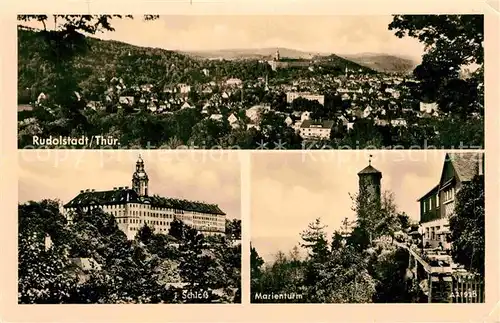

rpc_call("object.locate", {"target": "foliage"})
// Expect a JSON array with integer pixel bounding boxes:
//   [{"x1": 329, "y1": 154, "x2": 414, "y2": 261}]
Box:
[
  {"x1": 389, "y1": 15, "x2": 483, "y2": 118},
  {"x1": 18, "y1": 200, "x2": 241, "y2": 303},
  {"x1": 225, "y1": 219, "x2": 242, "y2": 240},
  {"x1": 449, "y1": 174, "x2": 485, "y2": 275},
  {"x1": 251, "y1": 188, "x2": 419, "y2": 303}
]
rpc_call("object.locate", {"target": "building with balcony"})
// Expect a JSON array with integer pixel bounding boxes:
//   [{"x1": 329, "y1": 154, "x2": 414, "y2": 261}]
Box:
[
  {"x1": 418, "y1": 153, "x2": 484, "y2": 249},
  {"x1": 63, "y1": 156, "x2": 227, "y2": 240}
]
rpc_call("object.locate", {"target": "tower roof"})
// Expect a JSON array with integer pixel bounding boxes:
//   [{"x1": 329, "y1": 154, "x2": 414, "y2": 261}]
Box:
[{"x1": 357, "y1": 165, "x2": 382, "y2": 175}]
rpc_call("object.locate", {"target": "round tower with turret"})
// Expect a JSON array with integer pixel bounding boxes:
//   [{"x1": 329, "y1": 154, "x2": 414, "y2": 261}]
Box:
[{"x1": 357, "y1": 156, "x2": 382, "y2": 205}]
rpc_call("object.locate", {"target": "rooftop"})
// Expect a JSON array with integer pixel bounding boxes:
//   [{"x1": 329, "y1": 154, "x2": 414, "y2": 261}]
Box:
[
  {"x1": 357, "y1": 165, "x2": 382, "y2": 175},
  {"x1": 64, "y1": 188, "x2": 226, "y2": 215}
]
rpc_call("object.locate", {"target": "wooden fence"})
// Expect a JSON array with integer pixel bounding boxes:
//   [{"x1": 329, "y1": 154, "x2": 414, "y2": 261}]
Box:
[{"x1": 451, "y1": 272, "x2": 484, "y2": 303}]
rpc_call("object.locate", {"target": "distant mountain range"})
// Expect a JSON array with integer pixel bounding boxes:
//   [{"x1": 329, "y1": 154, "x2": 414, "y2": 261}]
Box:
[
  {"x1": 339, "y1": 53, "x2": 418, "y2": 74},
  {"x1": 181, "y1": 48, "x2": 418, "y2": 74}
]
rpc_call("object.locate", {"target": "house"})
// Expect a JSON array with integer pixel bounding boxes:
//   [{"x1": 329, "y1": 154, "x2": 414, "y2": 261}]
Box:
[
  {"x1": 181, "y1": 102, "x2": 192, "y2": 110},
  {"x1": 363, "y1": 106, "x2": 373, "y2": 118},
  {"x1": 337, "y1": 115, "x2": 349, "y2": 126},
  {"x1": 202, "y1": 68, "x2": 210, "y2": 76},
  {"x1": 210, "y1": 114, "x2": 223, "y2": 121},
  {"x1": 299, "y1": 120, "x2": 335, "y2": 140},
  {"x1": 374, "y1": 119, "x2": 389, "y2": 126},
  {"x1": 300, "y1": 111, "x2": 311, "y2": 122},
  {"x1": 178, "y1": 84, "x2": 191, "y2": 94},
  {"x1": 418, "y1": 153, "x2": 484, "y2": 249},
  {"x1": 119, "y1": 96, "x2": 135, "y2": 106},
  {"x1": 225, "y1": 78, "x2": 243, "y2": 87},
  {"x1": 420, "y1": 102, "x2": 439, "y2": 114},
  {"x1": 246, "y1": 105, "x2": 270, "y2": 123},
  {"x1": 228, "y1": 113, "x2": 238, "y2": 126},
  {"x1": 202, "y1": 103, "x2": 210, "y2": 114},
  {"x1": 36, "y1": 92, "x2": 47, "y2": 105},
  {"x1": 86, "y1": 101, "x2": 104, "y2": 111},
  {"x1": 391, "y1": 118, "x2": 407, "y2": 127},
  {"x1": 148, "y1": 101, "x2": 158, "y2": 112},
  {"x1": 286, "y1": 92, "x2": 325, "y2": 105},
  {"x1": 284, "y1": 116, "x2": 293, "y2": 126},
  {"x1": 247, "y1": 123, "x2": 260, "y2": 131},
  {"x1": 341, "y1": 93, "x2": 351, "y2": 100}
]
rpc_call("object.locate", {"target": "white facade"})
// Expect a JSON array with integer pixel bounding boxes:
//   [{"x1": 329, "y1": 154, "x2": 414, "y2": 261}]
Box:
[
  {"x1": 64, "y1": 157, "x2": 226, "y2": 240},
  {"x1": 286, "y1": 92, "x2": 325, "y2": 105},
  {"x1": 299, "y1": 126, "x2": 331, "y2": 139},
  {"x1": 65, "y1": 201, "x2": 226, "y2": 240}
]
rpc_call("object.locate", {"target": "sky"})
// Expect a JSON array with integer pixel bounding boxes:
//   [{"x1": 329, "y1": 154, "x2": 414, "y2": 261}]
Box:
[
  {"x1": 251, "y1": 150, "x2": 447, "y2": 263},
  {"x1": 19, "y1": 15, "x2": 425, "y2": 61},
  {"x1": 18, "y1": 150, "x2": 241, "y2": 220}
]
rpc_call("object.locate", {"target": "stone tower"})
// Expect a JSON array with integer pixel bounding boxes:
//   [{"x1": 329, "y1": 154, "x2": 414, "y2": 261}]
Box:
[
  {"x1": 132, "y1": 155, "x2": 149, "y2": 196},
  {"x1": 357, "y1": 155, "x2": 382, "y2": 206},
  {"x1": 274, "y1": 49, "x2": 280, "y2": 61}
]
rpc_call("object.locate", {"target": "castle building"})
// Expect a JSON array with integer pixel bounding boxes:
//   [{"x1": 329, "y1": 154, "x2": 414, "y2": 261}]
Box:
[
  {"x1": 418, "y1": 152, "x2": 484, "y2": 249},
  {"x1": 64, "y1": 156, "x2": 227, "y2": 240},
  {"x1": 357, "y1": 156, "x2": 382, "y2": 206}
]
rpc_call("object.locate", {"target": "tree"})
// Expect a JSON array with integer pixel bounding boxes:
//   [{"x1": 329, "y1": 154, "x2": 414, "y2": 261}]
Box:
[
  {"x1": 225, "y1": 219, "x2": 241, "y2": 240},
  {"x1": 17, "y1": 15, "x2": 159, "y2": 142},
  {"x1": 389, "y1": 15, "x2": 483, "y2": 117},
  {"x1": 300, "y1": 218, "x2": 329, "y2": 263},
  {"x1": 18, "y1": 200, "x2": 78, "y2": 304},
  {"x1": 449, "y1": 174, "x2": 485, "y2": 275},
  {"x1": 397, "y1": 213, "x2": 411, "y2": 231},
  {"x1": 168, "y1": 219, "x2": 186, "y2": 241}
]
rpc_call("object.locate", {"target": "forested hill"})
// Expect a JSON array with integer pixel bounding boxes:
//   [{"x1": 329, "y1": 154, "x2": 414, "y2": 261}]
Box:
[
  {"x1": 18, "y1": 28, "x2": 374, "y2": 102},
  {"x1": 18, "y1": 28, "x2": 202, "y2": 99},
  {"x1": 18, "y1": 28, "x2": 271, "y2": 100}
]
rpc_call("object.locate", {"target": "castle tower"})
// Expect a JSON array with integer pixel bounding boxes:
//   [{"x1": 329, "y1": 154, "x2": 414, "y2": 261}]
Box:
[
  {"x1": 357, "y1": 155, "x2": 382, "y2": 206},
  {"x1": 132, "y1": 154, "x2": 149, "y2": 196}
]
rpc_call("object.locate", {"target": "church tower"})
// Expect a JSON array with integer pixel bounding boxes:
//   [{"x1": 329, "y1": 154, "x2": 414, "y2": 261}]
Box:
[
  {"x1": 274, "y1": 49, "x2": 280, "y2": 61},
  {"x1": 132, "y1": 155, "x2": 149, "y2": 196},
  {"x1": 357, "y1": 155, "x2": 382, "y2": 206}
]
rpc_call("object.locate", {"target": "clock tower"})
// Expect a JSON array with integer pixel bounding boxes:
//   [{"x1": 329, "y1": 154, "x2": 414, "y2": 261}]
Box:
[{"x1": 132, "y1": 155, "x2": 149, "y2": 196}]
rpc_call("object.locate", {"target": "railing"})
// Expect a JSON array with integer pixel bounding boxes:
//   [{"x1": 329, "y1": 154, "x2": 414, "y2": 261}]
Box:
[
  {"x1": 451, "y1": 272, "x2": 485, "y2": 303},
  {"x1": 394, "y1": 241, "x2": 452, "y2": 274}
]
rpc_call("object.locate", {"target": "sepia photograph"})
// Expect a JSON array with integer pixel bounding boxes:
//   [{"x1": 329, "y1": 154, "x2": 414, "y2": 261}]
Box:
[
  {"x1": 250, "y1": 151, "x2": 485, "y2": 303},
  {"x1": 17, "y1": 14, "x2": 483, "y2": 150},
  {"x1": 18, "y1": 150, "x2": 241, "y2": 303}
]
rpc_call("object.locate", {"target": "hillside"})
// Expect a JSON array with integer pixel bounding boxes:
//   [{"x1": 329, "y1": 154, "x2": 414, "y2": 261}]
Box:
[
  {"x1": 17, "y1": 28, "x2": 205, "y2": 100},
  {"x1": 181, "y1": 47, "x2": 322, "y2": 60},
  {"x1": 339, "y1": 53, "x2": 417, "y2": 74}
]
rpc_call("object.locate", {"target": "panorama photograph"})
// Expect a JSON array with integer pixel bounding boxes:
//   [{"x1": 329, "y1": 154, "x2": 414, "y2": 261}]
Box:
[{"x1": 17, "y1": 15, "x2": 483, "y2": 149}]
